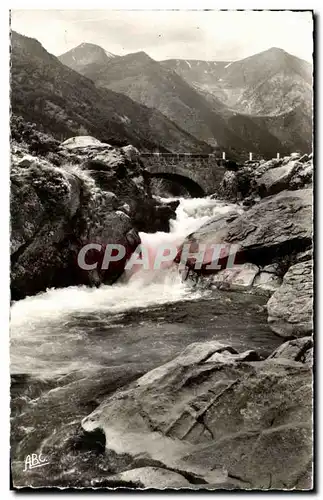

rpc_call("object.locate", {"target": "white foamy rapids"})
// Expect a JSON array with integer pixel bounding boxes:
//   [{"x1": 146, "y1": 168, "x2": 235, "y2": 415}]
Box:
[
  {"x1": 165, "y1": 196, "x2": 241, "y2": 238},
  {"x1": 10, "y1": 196, "x2": 240, "y2": 329},
  {"x1": 10, "y1": 270, "x2": 199, "y2": 328}
]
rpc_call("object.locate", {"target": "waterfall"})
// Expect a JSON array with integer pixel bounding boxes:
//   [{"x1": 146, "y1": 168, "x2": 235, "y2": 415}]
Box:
[{"x1": 10, "y1": 196, "x2": 239, "y2": 328}]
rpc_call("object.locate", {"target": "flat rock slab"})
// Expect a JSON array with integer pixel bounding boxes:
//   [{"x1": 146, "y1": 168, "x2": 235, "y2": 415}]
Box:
[{"x1": 99, "y1": 466, "x2": 191, "y2": 489}]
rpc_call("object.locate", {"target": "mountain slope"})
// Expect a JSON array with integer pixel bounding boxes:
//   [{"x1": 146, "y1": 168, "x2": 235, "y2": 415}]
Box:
[
  {"x1": 253, "y1": 105, "x2": 313, "y2": 153},
  {"x1": 60, "y1": 47, "x2": 295, "y2": 157},
  {"x1": 10, "y1": 31, "x2": 210, "y2": 152},
  {"x1": 162, "y1": 48, "x2": 312, "y2": 116}
]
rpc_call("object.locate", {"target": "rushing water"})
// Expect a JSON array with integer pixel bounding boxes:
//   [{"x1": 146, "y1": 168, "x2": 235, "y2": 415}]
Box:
[
  {"x1": 10, "y1": 197, "x2": 241, "y2": 375},
  {"x1": 10, "y1": 196, "x2": 283, "y2": 488}
]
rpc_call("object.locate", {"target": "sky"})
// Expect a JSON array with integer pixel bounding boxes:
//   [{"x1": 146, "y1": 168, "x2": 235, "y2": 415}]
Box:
[{"x1": 10, "y1": 9, "x2": 313, "y2": 62}]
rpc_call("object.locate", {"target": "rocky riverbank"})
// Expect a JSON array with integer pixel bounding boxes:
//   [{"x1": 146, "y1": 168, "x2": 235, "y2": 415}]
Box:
[{"x1": 178, "y1": 153, "x2": 313, "y2": 339}]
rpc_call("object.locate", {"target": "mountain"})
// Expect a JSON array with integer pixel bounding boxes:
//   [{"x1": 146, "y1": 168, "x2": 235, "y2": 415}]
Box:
[
  {"x1": 162, "y1": 48, "x2": 312, "y2": 152},
  {"x1": 59, "y1": 46, "x2": 297, "y2": 157},
  {"x1": 58, "y1": 42, "x2": 116, "y2": 75},
  {"x1": 162, "y1": 48, "x2": 313, "y2": 116},
  {"x1": 62, "y1": 49, "x2": 234, "y2": 148},
  {"x1": 10, "y1": 31, "x2": 210, "y2": 152}
]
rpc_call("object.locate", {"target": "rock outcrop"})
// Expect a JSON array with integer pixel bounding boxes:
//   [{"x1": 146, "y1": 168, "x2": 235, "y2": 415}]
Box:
[
  {"x1": 10, "y1": 134, "x2": 176, "y2": 299},
  {"x1": 10, "y1": 154, "x2": 136, "y2": 299},
  {"x1": 267, "y1": 261, "x2": 313, "y2": 338},
  {"x1": 218, "y1": 155, "x2": 313, "y2": 202},
  {"x1": 81, "y1": 339, "x2": 313, "y2": 490}
]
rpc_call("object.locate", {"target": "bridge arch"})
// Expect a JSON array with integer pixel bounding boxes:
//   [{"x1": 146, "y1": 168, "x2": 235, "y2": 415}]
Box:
[
  {"x1": 145, "y1": 164, "x2": 208, "y2": 197},
  {"x1": 148, "y1": 171, "x2": 205, "y2": 197}
]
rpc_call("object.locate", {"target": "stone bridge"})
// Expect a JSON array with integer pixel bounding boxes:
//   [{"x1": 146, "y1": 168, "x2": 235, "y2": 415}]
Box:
[{"x1": 140, "y1": 153, "x2": 227, "y2": 197}]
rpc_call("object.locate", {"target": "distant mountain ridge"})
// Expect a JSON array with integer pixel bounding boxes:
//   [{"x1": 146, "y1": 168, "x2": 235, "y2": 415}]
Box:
[
  {"x1": 162, "y1": 48, "x2": 312, "y2": 116},
  {"x1": 12, "y1": 30, "x2": 312, "y2": 156},
  {"x1": 59, "y1": 46, "x2": 307, "y2": 157},
  {"x1": 11, "y1": 31, "x2": 211, "y2": 153}
]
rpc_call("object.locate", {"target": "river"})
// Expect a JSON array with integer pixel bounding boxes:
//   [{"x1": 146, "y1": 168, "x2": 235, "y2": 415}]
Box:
[{"x1": 10, "y1": 195, "x2": 283, "y2": 488}]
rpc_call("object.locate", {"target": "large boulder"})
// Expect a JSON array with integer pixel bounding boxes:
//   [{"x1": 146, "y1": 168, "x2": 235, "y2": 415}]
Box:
[
  {"x1": 256, "y1": 159, "x2": 313, "y2": 197},
  {"x1": 179, "y1": 189, "x2": 312, "y2": 273},
  {"x1": 10, "y1": 155, "x2": 140, "y2": 299},
  {"x1": 267, "y1": 260, "x2": 313, "y2": 338},
  {"x1": 10, "y1": 160, "x2": 79, "y2": 255},
  {"x1": 82, "y1": 340, "x2": 312, "y2": 490},
  {"x1": 225, "y1": 189, "x2": 312, "y2": 262}
]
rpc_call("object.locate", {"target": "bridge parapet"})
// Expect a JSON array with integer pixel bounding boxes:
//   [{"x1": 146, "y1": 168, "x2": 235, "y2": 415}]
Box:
[
  {"x1": 140, "y1": 152, "x2": 226, "y2": 196},
  {"x1": 140, "y1": 152, "x2": 220, "y2": 159}
]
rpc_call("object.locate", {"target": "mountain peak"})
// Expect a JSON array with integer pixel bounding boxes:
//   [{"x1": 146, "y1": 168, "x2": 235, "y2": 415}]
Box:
[
  {"x1": 74, "y1": 42, "x2": 116, "y2": 59},
  {"x1": 122, "y1": 51, "x2": 155, "y2": 64},
  {"x1": 262, "y1": 47, "x2": 290, "y2": 59},
  {"x1": 58, "y1": 42, "x2": 115, "y2": 72},
  {"x1": 267, "y1": 47, "x2": 287, "y2": 53}
]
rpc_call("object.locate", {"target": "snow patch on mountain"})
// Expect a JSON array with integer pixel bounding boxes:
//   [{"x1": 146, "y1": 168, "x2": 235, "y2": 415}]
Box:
[{"x1": 104, "y1": 50, "x2": 116, "y2": 59}]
